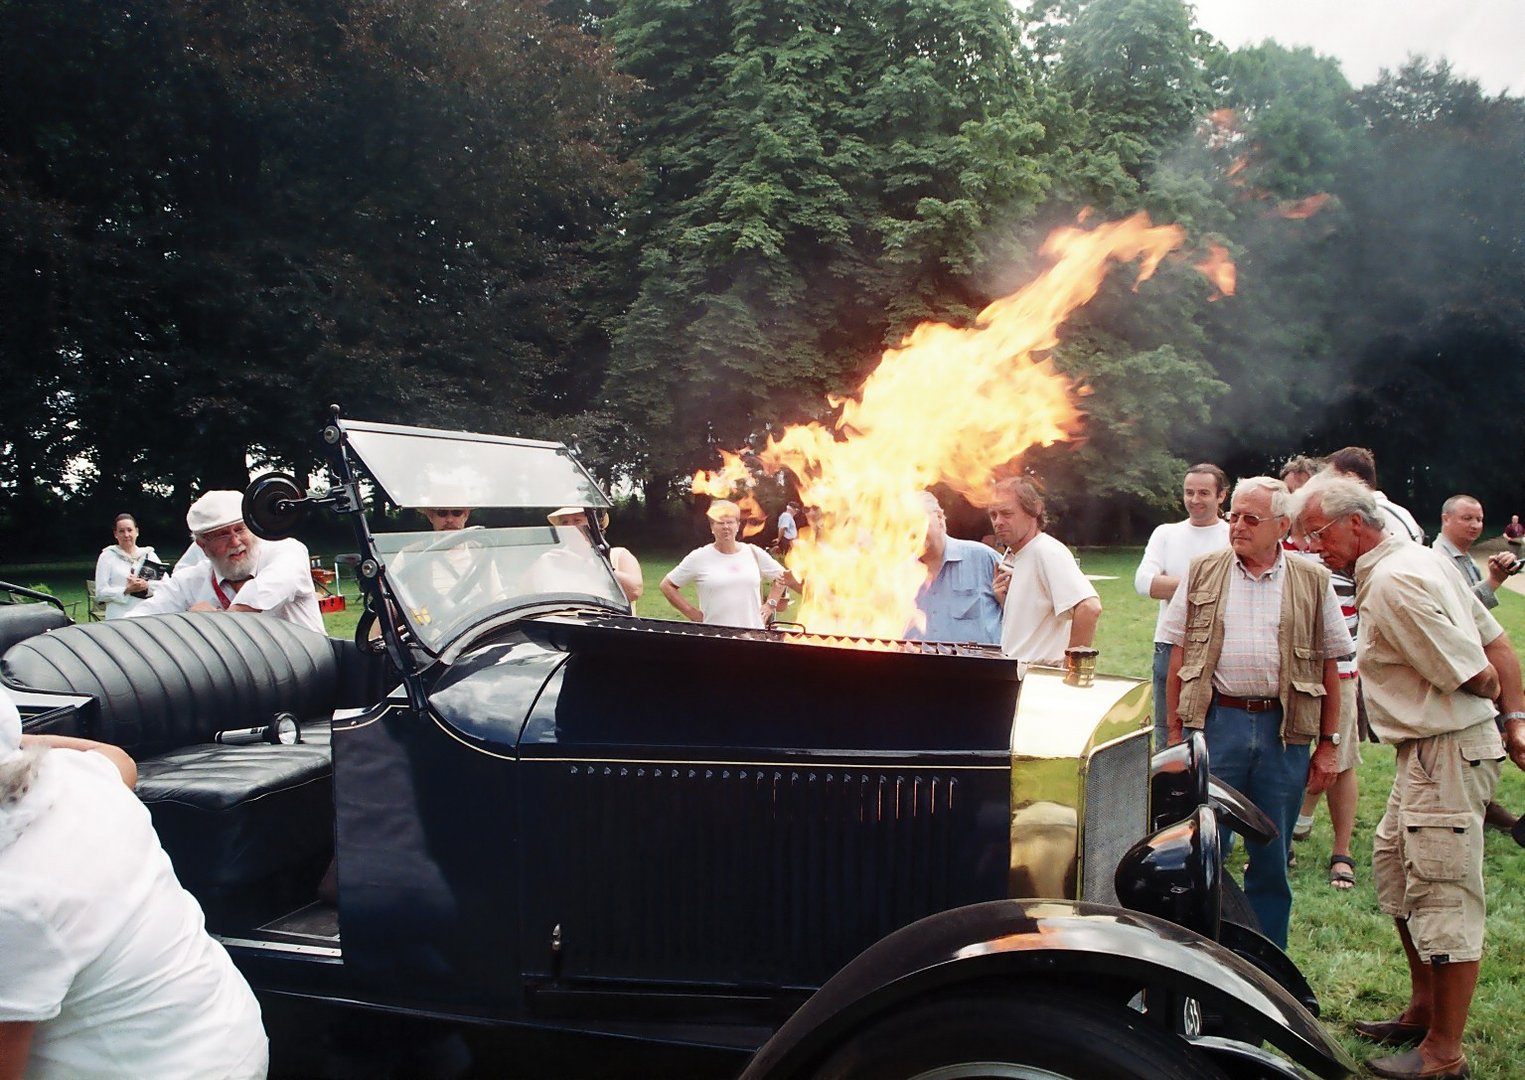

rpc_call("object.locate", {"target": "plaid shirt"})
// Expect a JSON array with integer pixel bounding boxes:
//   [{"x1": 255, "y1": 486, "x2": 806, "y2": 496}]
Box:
[{"x1": 1161, "y1": 549, "x2": 1352, "y2": 698}]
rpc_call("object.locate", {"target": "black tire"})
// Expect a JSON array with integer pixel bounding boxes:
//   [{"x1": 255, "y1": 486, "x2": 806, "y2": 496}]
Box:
[
  {"x1": 811, "y1": 993, "x2": 1228, "y2": 1080},
  {"x1": 1221, "y1": 872, "x2": 1263, "y2": 934}
]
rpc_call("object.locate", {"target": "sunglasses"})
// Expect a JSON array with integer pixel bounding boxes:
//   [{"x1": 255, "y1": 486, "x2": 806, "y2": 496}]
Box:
[
  {"x1": 1225, "y1": 511, "x2": 1280, "y2": 527},
  {"x1": 429, "y1": 509, "x2": 469, "y2": 518}
]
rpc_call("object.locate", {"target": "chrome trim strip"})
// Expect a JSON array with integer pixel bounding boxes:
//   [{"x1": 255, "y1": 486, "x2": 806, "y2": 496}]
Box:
[{"x1": 215, "y1": 936, "x2": 343, "y2": 962}]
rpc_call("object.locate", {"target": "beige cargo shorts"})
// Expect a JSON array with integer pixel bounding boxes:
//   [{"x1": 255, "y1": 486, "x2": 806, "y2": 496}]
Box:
[
  {"x1": 1372, "y1": 718, "x2": 1503, "y2": 963},
  {"x1": 1335, "y1": 677, "x2": 1362, "y2": 772}
]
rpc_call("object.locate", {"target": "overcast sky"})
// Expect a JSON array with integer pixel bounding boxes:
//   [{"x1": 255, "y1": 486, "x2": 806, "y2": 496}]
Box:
[{"x1": 1190, "y1": 0, "x2": 1524, "y2": 96}]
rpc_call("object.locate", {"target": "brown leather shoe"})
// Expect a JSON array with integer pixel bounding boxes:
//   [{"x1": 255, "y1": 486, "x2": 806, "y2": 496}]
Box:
[
  {"x1": 1366, "y1": 1048, "x2": 1469, "y2": 1079},
  {"x1": 1353, "y1": 1017, "x2": 1428, "y2": 1046}
]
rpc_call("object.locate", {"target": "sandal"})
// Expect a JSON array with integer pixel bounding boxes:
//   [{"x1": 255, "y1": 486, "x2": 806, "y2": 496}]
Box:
[{"x1": 1329, "y1": 854, "x2": 1356, "y2": 890}]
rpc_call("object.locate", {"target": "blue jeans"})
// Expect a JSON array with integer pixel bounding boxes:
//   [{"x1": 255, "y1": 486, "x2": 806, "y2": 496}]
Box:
[
  {"x1": 1152, "y1": 642, "x2": 1173, "y2": 748},
  {"x1": 1203, "y1": 703, "x2": 1309, "y2": 950}
]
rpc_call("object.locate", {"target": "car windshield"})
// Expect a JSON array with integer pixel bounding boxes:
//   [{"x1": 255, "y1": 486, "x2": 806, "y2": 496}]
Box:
[
  {"x1": 342, "y1": 419, "x2": 609, "y2": 511},
  {"x1": 337, "y1": 419, "x2": 626, "y2": 653},
  {"x1": 374, "y1": 525, "x2": 626, "y2": 652}
]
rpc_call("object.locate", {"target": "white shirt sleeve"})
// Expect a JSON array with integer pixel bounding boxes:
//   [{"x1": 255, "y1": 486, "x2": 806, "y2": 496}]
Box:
[
  {"x1": 124, "y1": 566, "x2": 198, "y2": 617},
  {"x1": 1134, "y1": 525, "x2": 1167, "y2": 598},
  {"x1": 233, "y1": 541, "x2": 315, "y2": 613},
  {"x1": 94, "y1": 549, "x2": 128, "y2": 606},
  {"x1": 664, "y1": 548, "x2": 703, "y2": 589},
  {"x1": 1158, "y1": 578, "x2": 1189, "y2": 647},
  {"x1": 1039, "y1": 539, "x2": 1098, "y2": 616}
]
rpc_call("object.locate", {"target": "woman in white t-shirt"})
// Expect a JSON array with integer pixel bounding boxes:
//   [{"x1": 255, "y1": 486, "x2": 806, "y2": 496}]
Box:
[
  {"x1": 0, "y1": 691, "x2": 268, "y2": 1079},
  {"x1": 661, "y1": 500, "x2": 801, "y2": 629},
  {"x1": 92, "y1": 513, "x2": 163, "y2": 619}
]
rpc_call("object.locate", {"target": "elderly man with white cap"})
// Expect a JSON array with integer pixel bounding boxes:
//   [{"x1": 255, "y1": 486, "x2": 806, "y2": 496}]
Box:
[
  {"x1": 126, "y1": 489, "x2": 324, "y2": 634},
  {"x1": 0, "y1": 689, "x2": 269, "y2": 1078}
]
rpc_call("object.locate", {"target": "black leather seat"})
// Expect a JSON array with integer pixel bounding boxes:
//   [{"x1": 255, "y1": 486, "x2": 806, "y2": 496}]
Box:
[
  {"x1": 0, "y1": 600, "x2": 71, "y2": 656},
  {"x1": 1, "y1": 613, "x2": 369, "y2": 891}
]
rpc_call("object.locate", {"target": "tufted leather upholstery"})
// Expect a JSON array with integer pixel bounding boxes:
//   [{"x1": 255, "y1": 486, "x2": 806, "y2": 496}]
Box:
[
  {"x1": 0, "y1": 601, "x2": 72, "y2": 658},
  {"x1": 1, "y1": 612, "x2": 363, "y2": 892},
  {"x1": 1, "y1": 612, "x2": 339, "y2": 755}
]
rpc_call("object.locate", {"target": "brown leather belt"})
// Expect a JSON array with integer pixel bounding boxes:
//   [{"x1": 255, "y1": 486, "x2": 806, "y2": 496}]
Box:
[{"x1": 1214, "y1": 693, "x2": 1281, "y2": 712}]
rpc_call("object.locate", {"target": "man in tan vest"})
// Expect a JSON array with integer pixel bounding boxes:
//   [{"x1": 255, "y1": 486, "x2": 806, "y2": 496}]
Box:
[
  {"x1": 1294, "y1": 474, "x2": 1525, "y2": 1080},
  {"x1": 1161, "y1": 476, "x2": 1350, "y2": 950}
]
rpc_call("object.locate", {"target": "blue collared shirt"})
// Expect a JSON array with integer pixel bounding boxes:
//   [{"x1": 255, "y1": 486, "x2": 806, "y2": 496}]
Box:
[{"x1": 907, "y1": 537, "x2": 1003, "y2": 644}]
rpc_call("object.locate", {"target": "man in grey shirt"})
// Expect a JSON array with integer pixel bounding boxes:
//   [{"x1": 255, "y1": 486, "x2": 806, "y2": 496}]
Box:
[{"x1": 1433, "y1": 494, "x2": 1520, "y2": 610}]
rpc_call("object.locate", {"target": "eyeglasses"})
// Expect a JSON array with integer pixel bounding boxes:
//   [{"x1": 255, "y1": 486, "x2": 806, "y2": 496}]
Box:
[
  {"x1": 1225, "y1": 511, "x2": 1279, "y2": 527},
  {"x1": 1300, "y1": 519, "x2": 1339, "y2": 545},
  {"x1": 199, "y1": 521, "x2": 250, "y2": 542}
]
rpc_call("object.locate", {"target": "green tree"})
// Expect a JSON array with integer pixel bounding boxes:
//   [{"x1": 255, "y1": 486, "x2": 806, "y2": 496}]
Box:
[
  {"x1": 0, "y1": 0, "x2": 634, "y2": 553},
  {"x1": 1309, "y1": 60, "x2": 1525, "y2": 515},
  {"x1": 601, "y1": 0, "x2": 1050, "y2": 502}
]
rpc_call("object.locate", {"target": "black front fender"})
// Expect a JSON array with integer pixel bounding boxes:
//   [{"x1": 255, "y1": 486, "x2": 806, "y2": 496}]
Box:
[{"x1": 741, "y1": 899, "x2": 1353, "y2": 1080}]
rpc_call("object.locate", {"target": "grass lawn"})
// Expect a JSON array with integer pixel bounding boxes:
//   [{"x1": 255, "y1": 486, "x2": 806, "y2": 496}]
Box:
[{"x1": 8, "y1": 545, "x2": 1525, "y2": 1076}]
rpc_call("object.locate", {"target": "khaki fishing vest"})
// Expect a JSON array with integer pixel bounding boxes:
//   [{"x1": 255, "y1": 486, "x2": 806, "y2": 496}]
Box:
[{"x1": 1175, "y1": 548, "x2": 1331, "y2": 744}]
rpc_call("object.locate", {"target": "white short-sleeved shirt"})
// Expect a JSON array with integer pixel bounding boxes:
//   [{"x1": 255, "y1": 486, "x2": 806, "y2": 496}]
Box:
[
  {"x1": 665, "y1": 543, "x2": 785, "y2": 629},
  {"x1": 1133, "y1": 518, "x2": 1229, "y2": 641},
  {"x1": 999, "y1": 532, "x2": 1099, "y2": 663},
  {"x1": 127, "y1": 535, "x2": 323, "y2": 634},
  {"x1": 0, "y1": 750, "x2": 268, "y2": 1079}
]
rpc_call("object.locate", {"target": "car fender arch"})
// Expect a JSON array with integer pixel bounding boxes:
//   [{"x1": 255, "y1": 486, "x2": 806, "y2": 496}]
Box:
[{"x1": 740, "y1": 899, "x2": 1354, "y2": 1080}]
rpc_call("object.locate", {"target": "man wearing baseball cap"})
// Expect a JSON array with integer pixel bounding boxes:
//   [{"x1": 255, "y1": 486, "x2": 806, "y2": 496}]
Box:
[{"x1": 126, "y1": 490, "x2": 324, "y2": 634}]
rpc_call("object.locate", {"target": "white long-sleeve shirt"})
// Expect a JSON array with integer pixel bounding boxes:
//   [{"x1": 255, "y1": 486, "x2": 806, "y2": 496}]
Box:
[
  {"x1": 93, "y1": 545, "x2": 160, "y2": 620},
  {"x1": 126, "y1": 536, "x2": 323, "y2": 634}
]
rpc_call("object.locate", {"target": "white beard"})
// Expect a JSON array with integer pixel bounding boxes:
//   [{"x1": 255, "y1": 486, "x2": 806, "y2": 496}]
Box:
[{"x1": 210, "y1": 540, "x2": 261, "y2": 581}]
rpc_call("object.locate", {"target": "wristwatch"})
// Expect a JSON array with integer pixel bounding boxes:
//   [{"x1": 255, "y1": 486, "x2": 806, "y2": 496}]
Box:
[{"x1": 1319, "y1": 731, "x2": 1342, "y2": 746}]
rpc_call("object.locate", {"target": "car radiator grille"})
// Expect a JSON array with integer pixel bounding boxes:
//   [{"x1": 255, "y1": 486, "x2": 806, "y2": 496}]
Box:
[
  {"x1": 530, "y1": 761, "x2": 995, "y2": 986},
  {"x1": 1081, "y1": 732, "x2": 1150, "y2": 906}
]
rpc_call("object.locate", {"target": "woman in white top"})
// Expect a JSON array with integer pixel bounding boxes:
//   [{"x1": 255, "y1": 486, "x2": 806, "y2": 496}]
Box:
[
  {"x1": 92, "y1": 514, "x2": 160, "y2": 619},
  {"x1": 660, "y1": 500, "x2": 801, "y2": 629}
]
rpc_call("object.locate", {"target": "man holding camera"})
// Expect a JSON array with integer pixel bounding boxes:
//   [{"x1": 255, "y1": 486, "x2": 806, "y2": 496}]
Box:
[
  {"x1": 1433, "y1": 494, "x2": 1525, "y2": 844},
  {"x1": 1434, "y1": 494, "x2": 1520, "y2": 610}
]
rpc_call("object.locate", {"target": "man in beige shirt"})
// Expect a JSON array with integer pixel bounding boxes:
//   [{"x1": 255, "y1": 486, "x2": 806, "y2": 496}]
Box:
[{"x1": 1294, "y1": 474, "x2": 1525, "y2": 1080}]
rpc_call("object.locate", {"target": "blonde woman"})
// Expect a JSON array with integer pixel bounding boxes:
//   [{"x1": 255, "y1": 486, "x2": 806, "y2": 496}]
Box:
[{"x1": 661, "y1": 500, "x2": 800, "y2": 628}]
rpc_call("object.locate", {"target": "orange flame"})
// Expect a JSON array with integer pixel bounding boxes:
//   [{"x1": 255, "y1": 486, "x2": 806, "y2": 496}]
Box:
[
  {"x1": 1275, "y1": 193, "x2": 1331, "y2": 220},
  {"x1": 1194, "y1": 244, "x2": 1236, "y2": 300},
  {"x1": 753, "y1": 212, "x2": 1191, "y2": 638},
  {"x1": 692, "y1": 450, "x2": 770, "y2": 537},
  {"x1": 691, "y1": 448, "x2": 752, "y2": 498}
]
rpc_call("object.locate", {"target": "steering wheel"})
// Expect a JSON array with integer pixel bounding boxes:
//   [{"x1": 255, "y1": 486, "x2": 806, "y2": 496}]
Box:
[{"x1": 417, "y1": 528, "x2": 498, "y2": 610}]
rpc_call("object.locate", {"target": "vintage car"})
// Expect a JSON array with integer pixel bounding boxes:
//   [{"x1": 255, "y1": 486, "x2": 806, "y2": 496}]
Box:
[{"x1": 1, "y1": 415, "x2": 1355, "y2": 1080}]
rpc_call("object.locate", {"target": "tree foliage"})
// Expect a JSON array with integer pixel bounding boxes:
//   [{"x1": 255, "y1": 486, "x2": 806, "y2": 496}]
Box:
[
  {"x1": 0, "y1": 0, "x2": 633, "y2": 551},
  {"x1": 601, "y1": 0, "x2": 1050, "y2": 494},
  {"x1": 4, "y1": 0, "x2": 1524, "y2": 553}
]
